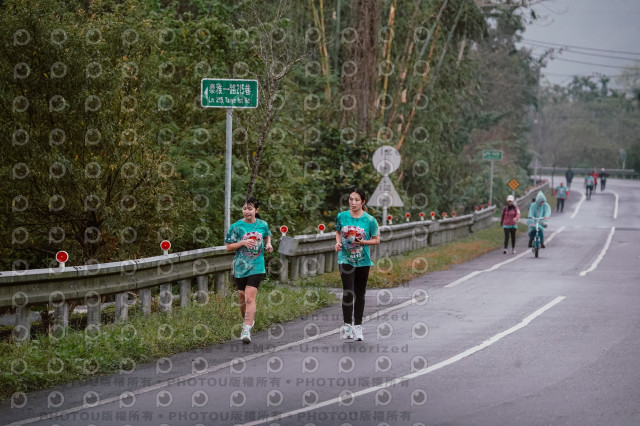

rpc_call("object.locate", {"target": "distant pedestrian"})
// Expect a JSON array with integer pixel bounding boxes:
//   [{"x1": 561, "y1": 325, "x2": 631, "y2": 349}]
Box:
[
  {"x1": 584, "y1": 174, "x2": 595, "y2": 200},
  {"x1": 590, "y1": 169, "x2": 599, "y2": 193},
  {"x1": 599, "y1": 168, "x2": 609, "y2": 191},
  {"x1": 500, "y1": 194, "x2": 520, "y2": 254},
  {"x1": 335, "y1": 188, "x2": 380, "y2": 342},
  {"x1": 225, "y1": 196, "x2": 273, "y2": 344},
  {"x1": 565, "y1": 167, "x2": 574, "y2": 189},
  {"x1": 553, "y1": 182, "x2": 568, "y2": 213}
]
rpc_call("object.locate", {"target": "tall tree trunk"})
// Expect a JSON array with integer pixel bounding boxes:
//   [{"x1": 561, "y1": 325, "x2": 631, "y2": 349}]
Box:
[
  {"x1": 310, "y1": 0, "x2": 332, "y2": 100},
  {"x1": 341, "y1": 0, "x2": 381, "y2": 134}
]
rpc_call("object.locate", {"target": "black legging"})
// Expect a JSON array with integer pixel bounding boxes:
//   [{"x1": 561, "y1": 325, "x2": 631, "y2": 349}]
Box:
[
  {"x1": 339, "y1": 264, "x2": 370, "y2": 326},
  {"x1": 503, "y1": 227, "x2": 516, "y2": 249}
]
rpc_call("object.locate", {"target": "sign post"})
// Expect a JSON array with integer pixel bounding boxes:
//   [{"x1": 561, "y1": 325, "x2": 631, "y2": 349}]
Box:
[
  {"x1": 201, "y1": 78, "x2": 259, "y2": 236},
  {"x1": 482, "y1": 150, "x2": 503, "y2": 206},
  {"x1": 368, "y1": 146, "x2": 403, "y2": 225}
]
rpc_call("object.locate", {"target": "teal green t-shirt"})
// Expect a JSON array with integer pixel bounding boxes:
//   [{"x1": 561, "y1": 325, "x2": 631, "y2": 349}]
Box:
[
  {"x1": 225, "y1": 219, "x2": 272, "y2": 278},
  {"x1": 555, "y1": 185, "x2": 568, "y2": 198},
  {"x1": 335, "y1": 211, "x2": 379, "y2": 267}
]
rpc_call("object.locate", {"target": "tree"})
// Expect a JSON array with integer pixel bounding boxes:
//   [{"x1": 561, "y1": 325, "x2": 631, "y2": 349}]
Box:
[
  {"x1": 237, "y1": 0, "x2": 311, "y2": 197},
  {"x1": 0, "y1": 0, "x2": 180, "y2": 268}
]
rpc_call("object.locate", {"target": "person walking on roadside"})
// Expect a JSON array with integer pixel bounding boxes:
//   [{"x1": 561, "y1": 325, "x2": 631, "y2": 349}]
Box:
[
  {"x1": 565, "y1": 167, "x2": 574, "y2": 189},
  {"x1": 553, "y1": 182, "x2": 569, "y2": 213},
  {"x1": 500, "y1": 194, "x2": 520, "y2": 254},
  {"x1": 599, "y1": 168, "x2": 609, "y2": 191},
  {"x1": 590, "y1": 168, "x2": 599, "y2": 194},
  {"x1": 335, "y1": 188, "x2": 380, "y2": 342},
  {"x1": 584, "y1": 174, "x2": 595, "y2": 200},
  {"x1": 527, "y1": 191, "x2": 551, "y2": 248},
  {"x1": 225, "y1": 196, "x2": 273, "y2": 344}
]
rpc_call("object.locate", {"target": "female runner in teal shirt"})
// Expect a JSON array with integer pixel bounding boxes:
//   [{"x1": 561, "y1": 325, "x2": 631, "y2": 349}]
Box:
[
  {"x1": 225, "y1": 196, "x2": 273, "y2": 344},
  {"x1": 334, "y1": 188, "x2": 380, "y2": 341}
]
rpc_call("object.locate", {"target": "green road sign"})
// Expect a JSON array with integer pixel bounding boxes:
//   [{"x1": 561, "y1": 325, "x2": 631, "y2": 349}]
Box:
[
  {"x1": 201, "y1": 78, "x2": 258, "y2": 108},
  {"x1": 482, "y1": 149, "x2": 503, "y2": 161}
]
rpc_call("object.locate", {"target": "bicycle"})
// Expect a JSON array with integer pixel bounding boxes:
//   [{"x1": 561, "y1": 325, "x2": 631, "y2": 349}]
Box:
[{"x1": 530, "y1": 217, "x2": 546, "y2": 258}]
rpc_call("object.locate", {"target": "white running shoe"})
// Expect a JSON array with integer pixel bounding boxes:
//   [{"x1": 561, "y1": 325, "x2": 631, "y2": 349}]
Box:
[
  {"x1": 342, "y1": 323, "x2": 353, "y2": 340},
  {"x1": 512, "y1": 249, "x2": 516, "y2": 254},
  {"x1": 241, "y1": 324, "x2": 252, "y2": 344},
  {"x1": 353, "y1": 325, "x2": 363, "y2": 341}
]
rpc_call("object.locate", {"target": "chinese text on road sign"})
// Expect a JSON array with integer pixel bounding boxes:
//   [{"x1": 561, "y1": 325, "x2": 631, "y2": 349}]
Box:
[{"x1": 201, "y1": 78, "x2": 258, "y2": 109}]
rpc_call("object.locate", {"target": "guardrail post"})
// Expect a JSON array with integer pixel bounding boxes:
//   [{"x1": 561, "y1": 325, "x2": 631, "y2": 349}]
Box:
[
  {"x1": 290, "y1": 256, "x2": 300, "y2": 281},
  {"x1": 299, "y1": 256, "x2": 307, "y2": 278},
  {"x1": 179, "y1": 278, "x2": 191, "y2": 308},
  {"x1": 196, "y1": 275, "x2": 208, "y2": 304},
  {"x1": 86, "y1": 293, "x2": 101, "y2": 328},
  {"x1": 140, "y1": 289, "x2": 152, "y2": 315},
  {"x1": 324, "y1": 253, "x2": 333, "y2": 273},
  {"x1": 317, "y1": 254, "x2": 325, "y2": 277},
  {"x1": 13, "y1": 305, "x2": 31, "y2": 343},
  {"x1": 159, "y1": 284, "x2": 173, "y2": 313},
  {"x1": 306, "y1": 257, "x2": 318, "y2": 277},
  {"x1": 53, "y1": 301, "x2": 69, "y2": 329},
  {"x1": 115, "y1": 292, "x2": 128, "y2": 322},
  {"x1": 279, "y1": 255, "x2": 289, "y2": 283},
  {"x1": 214, "y1": 272, "x2": 226, "y2": 296}
]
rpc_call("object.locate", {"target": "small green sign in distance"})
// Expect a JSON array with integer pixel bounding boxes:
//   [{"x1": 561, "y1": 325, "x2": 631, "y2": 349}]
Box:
[
  {"x1": 482, "y1": 150, "x2": 503, "y2": 161},
  {"x1": 201, "y1": 78, "x2": 259, "y2": 108}
]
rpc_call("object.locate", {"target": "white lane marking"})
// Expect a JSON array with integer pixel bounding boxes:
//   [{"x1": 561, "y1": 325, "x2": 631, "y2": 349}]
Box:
[
  {"x1": 579, "y1": 226, "x2": 616, "y2": 276},
  {"x1": 242, "y1": 296, "x2": 566, "y2": 426},
  {"x1": 445, "y1": 226, "x2": 565, "y2": 288},
  {"x1": 7, "y1": 292, "x2": 430, "y2": 426},
  {"x1": 571, "y1": 190, "x2": 586, "y2": 219},
  {"x1": 611, "y1": 190, "x2": 619, "y2": 219}
]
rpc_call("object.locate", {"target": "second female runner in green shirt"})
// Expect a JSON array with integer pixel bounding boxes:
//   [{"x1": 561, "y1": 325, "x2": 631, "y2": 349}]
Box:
[{"x1": 334, "y1": 188, "x2": 380, "y2": 341}]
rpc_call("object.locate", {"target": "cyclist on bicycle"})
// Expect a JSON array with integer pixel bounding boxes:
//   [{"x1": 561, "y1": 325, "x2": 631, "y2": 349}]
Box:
[{"x1": 527, "y1": 191, "x2": 551, "y2": 248}]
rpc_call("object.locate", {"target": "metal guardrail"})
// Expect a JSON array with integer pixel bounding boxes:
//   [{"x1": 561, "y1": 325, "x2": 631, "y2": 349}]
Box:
[
  {"x1": 0, "y1": 183, "x2": 549, "y2": 342},
  {"x1": 276, "y1": 207, "x2": 496, "y2": 283},
  {"x1": 1, "y1": 247, "x2": 234, "y2": 342}
]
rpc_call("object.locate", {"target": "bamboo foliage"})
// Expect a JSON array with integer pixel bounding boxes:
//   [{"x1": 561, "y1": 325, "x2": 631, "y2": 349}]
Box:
[
  {"x1": 384, "y1": 0, "x2": 425, "y2": 130},
  {"x1": 377, "y1": 0, "x2": 398, "y2": 118},
  {"x1": 309, "y1": 0, "x2": 332, "y2": 100},
  {"x1": 394, "y1": 3, "x2": 445, "y2": 150},
  {"x1": 429, "y1": 0, "x2": 467, "y2": 92}
]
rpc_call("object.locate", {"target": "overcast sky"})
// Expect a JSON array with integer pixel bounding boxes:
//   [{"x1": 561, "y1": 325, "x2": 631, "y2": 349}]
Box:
[{"x1": 518, "y1": 0, "x2": 640, "y2": 87}]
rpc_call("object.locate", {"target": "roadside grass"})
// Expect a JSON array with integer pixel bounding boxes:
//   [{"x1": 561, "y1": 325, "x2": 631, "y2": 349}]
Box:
[
  {"x1": 0, "y1": 280, "x2": 334, "y2": 400},
  {"x1": 297, "y1": 222, "x2": 528, "y2": 289}
]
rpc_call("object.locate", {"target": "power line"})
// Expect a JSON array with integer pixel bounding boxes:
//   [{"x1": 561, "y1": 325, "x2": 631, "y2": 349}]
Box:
[
  {"x1": 521, "y1": 41, "x2": 639, "y2": 61},
  {"x1": 521, "y1": 38, "x2": 640, "y2": 57},
  {"x1": 542, "y1": 71, "x2": 625, "y2": 79},
  {"x1": 551, "y1": 57, "x2": 632, "y2": 70}
]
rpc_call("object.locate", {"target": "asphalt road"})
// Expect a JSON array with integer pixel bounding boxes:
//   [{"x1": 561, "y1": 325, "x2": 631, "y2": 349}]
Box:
[{"x1": 4, "y1": 178, "x2": 640, "y2": 426}]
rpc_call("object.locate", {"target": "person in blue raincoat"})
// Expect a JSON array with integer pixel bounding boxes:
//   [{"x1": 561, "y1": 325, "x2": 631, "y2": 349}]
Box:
[{"x1": 527, "y1": 191, "x2": 551, "y2": 248}]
